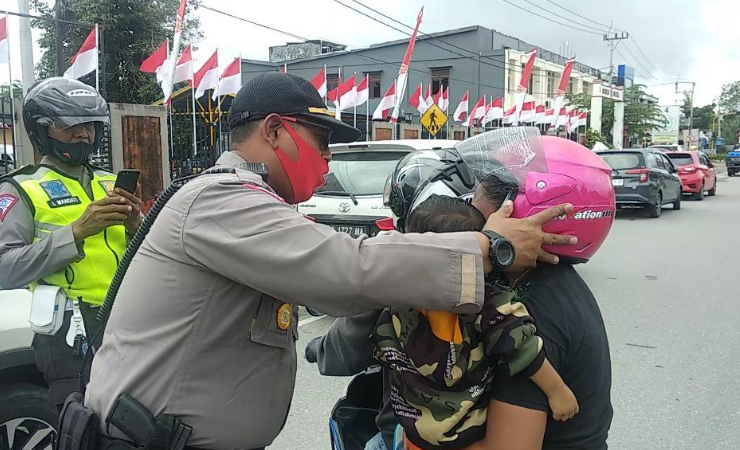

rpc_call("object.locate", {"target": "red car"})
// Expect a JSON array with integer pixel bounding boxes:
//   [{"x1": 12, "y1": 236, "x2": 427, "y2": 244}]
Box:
[{"x1": 665, "y1": 151, "x2": 717, "y2": 200}]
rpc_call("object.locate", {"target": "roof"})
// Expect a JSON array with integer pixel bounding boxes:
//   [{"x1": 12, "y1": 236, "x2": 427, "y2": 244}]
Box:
[{"x1": 330, "y1": 139, "x2": 459, "y2": 152}]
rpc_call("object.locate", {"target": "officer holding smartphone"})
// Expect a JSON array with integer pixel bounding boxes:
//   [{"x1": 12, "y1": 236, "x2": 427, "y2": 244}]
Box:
[{"x1": 0, "y1": 77, "x2": 143, "y2": 408}]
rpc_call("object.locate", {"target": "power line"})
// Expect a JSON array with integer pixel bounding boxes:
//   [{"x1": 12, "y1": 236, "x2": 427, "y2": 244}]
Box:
[
  {"x1": 519, "y1": 0, "x2": 608, "y2": 33},
  {"x1": 541, "y1": 0, "x2": 624, "y2": 32},
  {"x1": 495, "y1": 0, "x2": 603, "y2": 35},
  {"x1": 618, "y1": 44, "x2": 664, "y2": 84},
  {"x1": 629, "y1": 39, "x2": 666, "y2": 81}
]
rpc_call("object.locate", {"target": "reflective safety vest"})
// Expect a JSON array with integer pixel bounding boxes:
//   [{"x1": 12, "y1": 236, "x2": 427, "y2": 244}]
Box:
[{"x1": 14, "y1": 165, "x2": 127, "y2": 306}]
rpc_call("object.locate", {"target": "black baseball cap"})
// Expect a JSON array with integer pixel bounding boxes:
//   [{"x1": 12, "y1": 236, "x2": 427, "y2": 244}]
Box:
[{"x1": 229, "y1": 72, "x2": 361, "y2": 143}]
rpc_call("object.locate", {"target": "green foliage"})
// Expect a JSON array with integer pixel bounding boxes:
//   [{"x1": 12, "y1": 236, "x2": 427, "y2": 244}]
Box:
[
  {"x1": 623, "y1": 84, "x2": 664, "y2": 139},
  {"x1": 0, "y1": 81, "x2": 24, "y2": 101},
  {"x1": 584, "y1": 128, "x2": 610, "y2": 149},
  {"x1": 719, "y1": 80, "x2": 740, "y2": 112},
  {"x1": 31, "y1": 0, "x2": 202, "y2": 104}
]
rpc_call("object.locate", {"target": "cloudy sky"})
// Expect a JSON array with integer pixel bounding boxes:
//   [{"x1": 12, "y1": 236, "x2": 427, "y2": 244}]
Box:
[{"x1": 3, "y1": 0, "x2": 737, "y2": 106}]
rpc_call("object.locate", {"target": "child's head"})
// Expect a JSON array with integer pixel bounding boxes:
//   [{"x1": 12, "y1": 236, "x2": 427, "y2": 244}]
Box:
[
  {"x1": 472, "y1": 174, "x2": 519, "y2": 219},
  {"x1": 406, "y1": 194, "x2": 485, "y2": 234}
]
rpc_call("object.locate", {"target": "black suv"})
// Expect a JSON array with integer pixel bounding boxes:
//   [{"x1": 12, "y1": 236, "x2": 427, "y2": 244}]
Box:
[
  {"x1": 597, "y1": 149, "x2": 682, "y2": 218},
  {"x1": 726, "y1": 144, "x2": 740, "y2": 177}
]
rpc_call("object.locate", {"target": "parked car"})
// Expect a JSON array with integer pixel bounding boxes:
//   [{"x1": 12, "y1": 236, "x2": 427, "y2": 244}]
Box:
[
  {"x1": 665, "y1": 151, "x2": 717, "y2": 199},
  {"x1": 0, "y1": 144, "x2": 14, "y2": 175},
  {"x1": 649, "y1": 144, "x2": 684, "y2": 153},
  {"x1": 0, "y1": 289, "x2": 58, "y2": 450},
  {"x1": 726, "y1": 146, "x2": 740, "y2": 177},
  {"x1": 297, "y1": 140, "x2": 459, "y2": 236},
  {"x1": 596, "y1": 149, "x2": 682, "y2": 218}
]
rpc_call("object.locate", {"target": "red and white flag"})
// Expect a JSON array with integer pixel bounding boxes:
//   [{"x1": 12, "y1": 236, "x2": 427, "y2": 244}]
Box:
[
  {"x1": 513, "y1": 48, "x2": 537, "y2": 126},
  {"x1": 337, "y1": 75, "x2": 357, "y2": 111},
  {"x1": 280, "y1": 63, "x2": 287, "y2": 73},
  {"x1": 503, "y1": 106, "x2": 517, "y2": 125},
  {"x1": 162, "y1": 0, "x2": 188, "y2": 101},
  {"x1": 0, "y1": 16, "x2": 9, "y2": 64},
  {"x1": 543, "y1": 108, "x2": 555, "y2": 126},
  {"x1": 482, "y1": 97, "x2": 503, "y2": 125},
  {"x1": 64, "y1": 26, "x2": 98, "y2": 80},
  {"x1": 453, "y1": 90, "x2": 469, "y2": 123},
  {"x1": 534, "y1": 105, "x2": 546, "y2": 124},
  {"x1": 390, "y1": 7, "x2": 423, "y2": 122},
  {"x1": 194, "y1": 50, "x2": 218, "y2": 99},
  {"x1": 173, "y1": 44, "x2": 193, "y2": 85},
  {"x1": 355, "y1": 75, "x2": 369, "y2": 107},
  {"x1": 310, "y1": 66, "x2": 327, "y2": 98},
  {"x1": 373, "y1": 81, "x2": 396, "y2": 120},
  {"x1": 409, "y1": 83, "x2": 428, "y2": 115},
  {"x1": 435, "y1": 86, "x2": 449, "y2": 111},
  {"x1": 551, "y1": 56, "x2": 575, "y2": 130},
  {"x1": 424, "y1": 84, "x2": 433, "y2": 112},
  {"x1": 140, "y1": 40, "x2": 168, "y2": 83},
  {"x1": 520, "y1": 101, "x2": 536, "y2": 123},
  {"x1": 463, "y1": 96, "x2": 486, "y2": 127},
  {"x1": 566, "y1": 109, "x2": 580, "y2": 132},
  {"x1": 213, "y1": 56, "x2": 241, "y2": 100},
  {"x1": 555, "y1": 107, "x2": 568, "y2": 129},
  {"x1": 576, "y1": 111, "x2": 588, "y2": 128}
]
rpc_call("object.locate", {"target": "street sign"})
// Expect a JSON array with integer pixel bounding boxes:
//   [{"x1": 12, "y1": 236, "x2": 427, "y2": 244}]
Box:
[{"x1": 419, "y1": 104, "x2": 447, "y2": 136}]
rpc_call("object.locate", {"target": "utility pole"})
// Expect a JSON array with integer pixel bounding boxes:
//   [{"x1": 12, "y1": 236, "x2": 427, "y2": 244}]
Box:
[
  {"x1": 603, "y1": 31, "x2": 629, "y2": 87},
  {"x1": 17, "y1": 0, "x2": 35, "y2": 94},
  {"x1": 54, "y1": 0, "x2": 67, "y2": 76},
  {"x1": 676, "y1": 81, "x2": 696, "y2": 146}
]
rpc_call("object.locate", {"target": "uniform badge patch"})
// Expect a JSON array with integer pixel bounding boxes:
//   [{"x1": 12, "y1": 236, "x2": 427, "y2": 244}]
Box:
[
  {"x1": 0, "y1": 194, "x2": 18, "y2": 221},
  {"x1": 99, "y1": 180, "x2": 115, "y2": 193},
  {"x1": 40, "y1": 180, "x2": 81, "y2": 208},
  {"x1": 277, "y1": 303, "x2": 292, "y2": 331}
]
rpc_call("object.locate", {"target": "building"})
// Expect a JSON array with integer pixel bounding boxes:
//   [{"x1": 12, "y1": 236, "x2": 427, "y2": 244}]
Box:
[{"x1": 239, "y1": 25, "x2": 605, "y2": 140}]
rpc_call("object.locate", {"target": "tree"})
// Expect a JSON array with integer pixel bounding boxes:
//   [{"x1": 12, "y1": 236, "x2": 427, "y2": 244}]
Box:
[
  {"x1": 565, "y1": 91, "x2": 614, "y2": 139},
  {"x1": 622, "y1": 84, "x2": 664, "y2": 140},
  {"x1": 719, "y1": 81, "x2": 740, "y2": 113},
  {"x1": 31, "y1": 0, "x2": 202, "y2": 104},
  {"x1": 682, "y1": 93, "x2": 716, "y2": 132}
]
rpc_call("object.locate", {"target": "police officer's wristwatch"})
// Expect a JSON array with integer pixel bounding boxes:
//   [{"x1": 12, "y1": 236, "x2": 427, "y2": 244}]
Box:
[{"x1": 481, "y1": 230, "x2": 516, "y2": 271}]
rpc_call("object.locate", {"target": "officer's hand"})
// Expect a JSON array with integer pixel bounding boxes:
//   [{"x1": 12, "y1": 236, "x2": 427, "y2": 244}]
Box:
[
  {"x1": 109, "y1": 188, "x2": 143, "y2": 234},
  {"x1": 71, "y1": 196, "x2": 132, "y2": 243},
  {"x1": 482, "y1": 200, "x2": 577, "y2": 273}
]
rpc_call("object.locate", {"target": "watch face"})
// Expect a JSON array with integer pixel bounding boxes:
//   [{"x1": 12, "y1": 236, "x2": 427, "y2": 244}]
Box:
[{"x1": 494, "y1": 242, "x2": 516, "y2": 267}]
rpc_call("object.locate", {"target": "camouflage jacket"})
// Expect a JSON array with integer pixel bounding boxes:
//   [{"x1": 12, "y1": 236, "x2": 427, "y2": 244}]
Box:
[{"x1": 370, "y1": 282, "x2": 545, "y2": 450}]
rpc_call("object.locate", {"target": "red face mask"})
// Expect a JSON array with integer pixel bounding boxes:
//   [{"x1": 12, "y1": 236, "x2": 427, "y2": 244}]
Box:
[{"x1": 274, "y1": 117, "x2": 330, "y2": 203}]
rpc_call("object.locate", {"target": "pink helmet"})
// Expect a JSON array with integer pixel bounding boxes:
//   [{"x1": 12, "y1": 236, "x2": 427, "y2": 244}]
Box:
[{"x1": 457, "y1": 129, "x2": 616, "y2": 262}]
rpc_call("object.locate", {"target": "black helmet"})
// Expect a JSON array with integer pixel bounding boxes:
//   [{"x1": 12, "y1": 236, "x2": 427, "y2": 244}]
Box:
[
  {"x1": 383, "y1": 149, "x2": 476, "y2": 232},
  {"x1": 23, "y1": 77, "x2": 109, "y2": 164}
]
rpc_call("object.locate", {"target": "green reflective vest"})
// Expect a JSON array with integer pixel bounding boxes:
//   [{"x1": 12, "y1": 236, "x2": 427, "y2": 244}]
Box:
[{"x1": 15, "y1": 165, "x2": 127, "y2": 305}]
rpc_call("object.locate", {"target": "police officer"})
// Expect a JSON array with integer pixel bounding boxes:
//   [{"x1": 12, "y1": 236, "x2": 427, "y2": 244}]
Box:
[
  {"x1": 84, "y1": 73, "x2": 575, "y2": 450},
  {"x1": 0, "y1": 78, "x2": 143, "y2": 407}
]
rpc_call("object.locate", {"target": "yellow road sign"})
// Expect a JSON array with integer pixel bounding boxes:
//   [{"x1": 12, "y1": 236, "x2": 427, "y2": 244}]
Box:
[{"x1": 419, "y1": 104, "x2": 448, "y2": 136}]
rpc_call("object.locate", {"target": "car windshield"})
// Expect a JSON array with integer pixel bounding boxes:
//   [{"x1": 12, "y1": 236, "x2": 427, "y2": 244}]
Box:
[
  {"x1": 666, "y1": 153, "x2": 694, "y2": 166},
  {"x1": 316, "y1": 151, "x2": 410, "y2": 196},
  {"x1": 598, "y1": 152, "x2": 645, "y2": 170}
]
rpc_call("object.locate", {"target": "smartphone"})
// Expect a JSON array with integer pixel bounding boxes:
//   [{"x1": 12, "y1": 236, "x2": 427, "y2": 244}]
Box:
[{"x1": 114, "y1": 169, "x2": 140, "y2": 194}]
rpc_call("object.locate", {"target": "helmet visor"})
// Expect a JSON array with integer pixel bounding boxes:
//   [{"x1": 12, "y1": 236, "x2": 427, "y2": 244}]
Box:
[
  {"x1": 39, "y1": 115, "x2": 109, "y2": 131},
  {"x1": 454, "y1": 127, "x2": 547, "y2": 193}
]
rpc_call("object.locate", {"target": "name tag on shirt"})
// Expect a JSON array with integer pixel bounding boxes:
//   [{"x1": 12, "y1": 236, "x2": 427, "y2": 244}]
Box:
[{"x1": 40, "y1": 180, "x2": 82, "y2": 208}]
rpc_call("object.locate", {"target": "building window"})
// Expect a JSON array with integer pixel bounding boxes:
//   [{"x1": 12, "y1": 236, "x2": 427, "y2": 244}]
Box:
[
  {"x1": 508, "y1": 59, "x2": 517, "y2": 92},
  {"x1": 547, "y1": 71, "x2": 556, "y2": 98},
  {"x1": 366, "y1": 72, "x2": 382, "y2": 98},
  {"x1": 454, "y1": 130, "x2": 466, "y2": 140},
  {"x1": 431, "y1": 67, "x2": 450, "y2": 95},
  {"x1": 583, "y1": 81, "x2": 592, "y2": 96},
  {"x1": 327, "y1": 73, "x2": 339, "y2": 93},
  {"x1": 567, "y1": 79, "x2": 574, "y2": 94}
]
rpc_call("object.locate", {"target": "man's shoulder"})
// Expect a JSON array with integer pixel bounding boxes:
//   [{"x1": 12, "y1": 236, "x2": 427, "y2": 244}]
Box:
[{"x1": 0, "y1": 165, "x2": 39, "y2": 183}]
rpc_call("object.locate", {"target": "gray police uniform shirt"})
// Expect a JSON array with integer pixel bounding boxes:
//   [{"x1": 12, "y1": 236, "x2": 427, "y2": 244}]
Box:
[
  {"x1": 84, "y1": 151, "x2": 486, "y2": 450},
  {"x1": 0, "y1": 157, "x2": 92, "y2": 289}
]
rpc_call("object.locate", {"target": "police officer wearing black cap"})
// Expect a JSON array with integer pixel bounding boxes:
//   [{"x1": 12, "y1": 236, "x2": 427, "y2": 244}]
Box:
[{"x1": 84, "y1": 73, "x2": 575, "y2": 450}]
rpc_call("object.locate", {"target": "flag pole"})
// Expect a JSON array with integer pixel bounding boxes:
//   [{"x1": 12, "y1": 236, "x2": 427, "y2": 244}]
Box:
[
  {"x1": 323, "y1": 64, "x2": 327, "y2": 103},
  {"x1": 217, "y1": 94, "x2": 222, "y2": 154},
  {"x1": 94, "y1": 23, "x2": 99, "y2": 93},
  {"x1": 191, "y1": 75, "x2": 197, "y2": 156},
  {"x1": 165, "y1": 40, "x2": 174, "y2": 161},
  {"x1": 6, "y1": 14, "x2": 16, "y2": 164},
  {"x1": 445, "y1": 87, "x2": 449, "y2": 138},
  {"x1": 353, "y1": 71, "x2": 357, "y2": 128},
  {"x1": 336, "y1": 67, "x2": 341, "y2": 122},
  {"x1": 365, "y1": 74, "x2": 369, "y2": 140}
]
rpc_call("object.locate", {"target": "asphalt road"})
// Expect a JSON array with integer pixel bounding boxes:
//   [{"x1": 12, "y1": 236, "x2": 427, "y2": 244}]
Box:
[{"x1": 271, "y1": 166, "x2": 740, "y2": 450}]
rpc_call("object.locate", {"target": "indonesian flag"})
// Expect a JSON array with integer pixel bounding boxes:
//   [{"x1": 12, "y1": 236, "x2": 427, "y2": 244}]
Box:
[
  {"x1": 140, "y1": 40, "x2": 168, "y2": 83},
  {"x1": 513, "y1": 48, "x2": 537, "y2": 126},
  {"x1": 534, "y1": 105, "x2": 546, "y2": 124},
  {"x1": 566, "y1": 109, "x2": 580, "y2": 132},
  {"x1": 213, "y1": 56, "x2": 241, "y2": 100},
  {"x1": 556, "y1": 107, "x2": 568, "y2": 129},
  {"x1": 482, "y1": 97, "x2": 503, "y2": 125},
  {"x1": 503, "y1": 106, "x2": 516, "y2": 125},
  {"x1": 436, "y1": 86, "x2": 449, "y2": 111},
  {"x1": 373, "y1": 81, "x2": 396, "y2": 120},
  {"x1": 463, "y1": 96, "x2": 486, "y2": 127},
  {"x1": 337, "y1": 75, "x2": 357, "y2": 111},
  {"x1": 453, "y1": 90, "x2": 469, "y2": 123},
  {"x1": 551, "y1": 57, "x2": 575, "y2": 131},
  {"x1": 64, "y1": 27, "x2": 97, "y2": 80},
  {"x1": 576, "y1": 111, "x2": 588, "y2": 128},
  {"x1": 355, "y1": 75, "x2": 369, "y2": 107},
  {"x1": 409, "y1": 83, "x2": 427, "y2": 115},
  {"x1": 543, "y1": 108, "x2": 555, "y2": 126},
  {"x1": 424, "y1": 84, "x2": 433, "y2": 112},
  {"x1": 280, "y1": 63, "x2": 287, "y2": 73},
  {"x1": 520, "y1": 101, "x2": 536, "y2": 123},
  {"x1": 390, "y1": 7, "x2": 423, "y2": 123},
  {"x1": 310, "y1": 66, "x2": 327, "y2": 98},
  {"x1": 194, "y1": 49, "x2": 218, "y2": 99},
  {"x1": 0, "y1": 16, "x2": 9, "y2": 64},
  {"x1": 173, "y1": 44, "x2": 193, "y2": 85}
]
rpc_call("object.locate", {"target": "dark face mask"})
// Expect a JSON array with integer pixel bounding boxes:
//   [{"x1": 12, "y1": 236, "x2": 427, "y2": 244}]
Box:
[{"x1": 50, "y1": 139, "x2": 95, "y2": 166}]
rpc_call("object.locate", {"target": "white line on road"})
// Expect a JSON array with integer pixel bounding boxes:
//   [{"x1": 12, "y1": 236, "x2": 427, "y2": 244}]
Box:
[{"x1": 298, "y1": 314, "x2": 329, "y2": 327}]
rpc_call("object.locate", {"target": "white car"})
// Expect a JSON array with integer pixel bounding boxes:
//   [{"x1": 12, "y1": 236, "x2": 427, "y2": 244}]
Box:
[
  {"x1": 0, "y1": 144, "x2": 14, "y2": 174},
  {"x1": 0, "y1": 289, "x2": 58, "y2": 449},
  {"x1": 298, "y1": 140, "x2": 459, "y2": 236}
]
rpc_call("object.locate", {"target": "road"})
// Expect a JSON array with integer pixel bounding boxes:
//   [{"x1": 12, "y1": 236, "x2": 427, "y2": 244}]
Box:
[{"x1": 271, "y1": 166, "x2": 740, "y2": 450}]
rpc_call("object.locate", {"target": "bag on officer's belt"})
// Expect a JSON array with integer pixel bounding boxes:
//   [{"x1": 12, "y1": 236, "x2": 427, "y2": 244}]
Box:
[{"x1": 29, "y1": 285, "x2": 66, "y2": 335}]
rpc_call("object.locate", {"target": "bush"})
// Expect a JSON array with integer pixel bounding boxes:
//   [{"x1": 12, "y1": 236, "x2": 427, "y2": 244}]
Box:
[{"x1": 585, "y1": 129, "x2": 611, "y2": 149}]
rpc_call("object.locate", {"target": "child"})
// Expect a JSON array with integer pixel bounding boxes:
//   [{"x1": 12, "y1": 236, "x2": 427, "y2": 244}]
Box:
[{"x1": 371, "y1": 194, "x2": 578, "y2": 450}]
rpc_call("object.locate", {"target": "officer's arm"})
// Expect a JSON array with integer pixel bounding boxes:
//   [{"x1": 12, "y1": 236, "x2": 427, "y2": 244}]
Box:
[
  {"x1": 0, "y1": 182, "x2": 84, "y2": 289},
  {"x1": 182, "y1": 183, "x2": 486, "y2": 317},
  {"x1": 307, "y1": 310, "x2": 382, "y2": 376}
]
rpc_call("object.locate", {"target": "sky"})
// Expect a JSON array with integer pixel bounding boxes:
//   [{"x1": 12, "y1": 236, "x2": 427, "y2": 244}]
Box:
[{"x1": 2, "y1": 0, "x2": 738, "y2": 107}]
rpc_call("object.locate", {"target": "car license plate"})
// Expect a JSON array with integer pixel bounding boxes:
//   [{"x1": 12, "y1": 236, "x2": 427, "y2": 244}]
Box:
[
  {"x1": 332, "y1": 225, "x2": 367, "y2": 237},
  {"x1": 612, "y1": 179, "x2": 624, "y2": 187}
]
